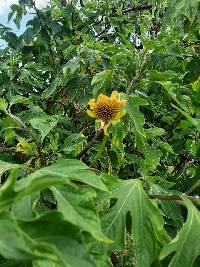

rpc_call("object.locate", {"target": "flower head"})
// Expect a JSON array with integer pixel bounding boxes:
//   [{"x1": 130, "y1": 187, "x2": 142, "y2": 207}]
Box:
[{"x1": 87, "y1": 91, "x2": 126, "y2": 134}]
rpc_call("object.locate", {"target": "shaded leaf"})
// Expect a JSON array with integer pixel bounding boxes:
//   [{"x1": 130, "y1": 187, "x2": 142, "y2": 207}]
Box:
[
  {"x1": 177, "y1": 0, "x2": 200, "y2": 22},
  {"x1": 19, "y1": 212, "x2": 96, "y2": 267},
  {"x1": 160, "y1": 197, "x2": 200, "y2": 267},
  {"x1": 0, "y1": 211, "x2": 63, "y2": 264}
]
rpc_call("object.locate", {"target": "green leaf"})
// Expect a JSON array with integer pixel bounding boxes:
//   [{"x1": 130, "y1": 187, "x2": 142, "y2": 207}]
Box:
[
  {"x1": 10, "y1": 95, "x2": 31, "y2": 106},
  {"x1": 0, "y1": 98, "x2": 8, "y2": 113},
  {"x1": 42, "y1": 75, "x2": 62, "y2": 99},
  {"x1": 172, "y1": 104, "x2": 200, "y2": 132},
  {"x1": 0, "y1": 211, "x2": 63, "y2": 264},
  {"x1": 147, "y1": 70, "x2": 181, "y2": 82},
  {"x1": 63, "y1": 57, "x2": 80, "y2": 75},
  {"x1": 29, "y1": 115, "x2": 59, "y2": 142},
  {"x1": 135, "y1": 134, "x2": 162, "y2": 175},
  {"x1": 0, "y1": 161, "x2": 107, "y2": 212},
  {"x1": 192, "y1": 76, "x2": 200, "y2": 91},
  {"x1": 0, "y1": 170, "x2": 20, "y2": 211},
  {"x1": 15, "y1": 159, "x2": 108, "y2": 194},
  {"x1": 159, "y1": 81, "x2": 194, "y2": 114},
  {"x1": 100, "y1": 177, "x2": 168, "y2": 267},
  {"x1": 19, "y1": 212, "x2": 96, "y2": 267},
  {"x1": 12, "y1": 193, "x2": 40, "y2": 220},
  {"x1": 160, "y1": 197, "x2": 200, "y2": 267},
  {"x1": 8, "y1": 4, "x2": 24, "y2": 29},
  {"x1": 63, "y1": 133, "x2": 86, "y2": 156},
  {"x1": 109, "y1": 123, "x2": 128, "y2": 151},
  {"x1": 91, "y1": 70, "x2": 113, "y2": 95},
  {"x1": 177, "y1": 0, "x2": 200, "y2": 22},
  {"x1": 126, "y1": 96, "x2": 148, "y2": 136},
  {"x1": 145, "y1": 127, "x2": 165, "y2": 139},
  {"x1": 52, "y1": 186, "x2": 111, "y2": 243},
  {"x1": 0, "y1": 160, "x2": 19, "y2": 179},
  {"x1": 158, "y1": 141, "x2": 174, "y2": 153}
]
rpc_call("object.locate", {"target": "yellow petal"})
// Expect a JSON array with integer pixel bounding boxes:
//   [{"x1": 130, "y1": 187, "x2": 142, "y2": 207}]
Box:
[
  {"x1": 103, "y1": 124, "x2": 110, "y2": 136},
  {"x1": 88, "y1": 99, "x2": 96, "y2": 109},
  {"x1": 16, "y1": 144, "x2": 23, "y2": 152},
  {"x1": 111, "y1": 110, "x2": 126, "y2": 125},
  {"x1": 118, "y1": 99, "x2": 127, "y2": 108},
  {"x1": 119, "y1": 109, "x2": 127, "y2": 118},
  {"x1": 98, "y1": 93, "x2": 107, "y2": 102},
  {"x1": 111, "y1": 91, "x2": 119, "y2": 99},
  {"x1": 87, "y1": 109, "x2": 96, "y2": 118}
]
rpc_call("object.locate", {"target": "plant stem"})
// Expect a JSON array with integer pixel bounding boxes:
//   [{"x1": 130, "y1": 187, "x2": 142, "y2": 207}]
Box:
[
  {"x1": 126, "y1": 49, "x2": 147, "y2": 94},
  {"x1": 185, "y1": 180, "x2": 200, "y2": 195},
  {"x1": 75, "y1": 129, "x2": 104, "y2": 159},
  {"x1": 92, "y1": 134, "x2": 108, "y2": 164}
]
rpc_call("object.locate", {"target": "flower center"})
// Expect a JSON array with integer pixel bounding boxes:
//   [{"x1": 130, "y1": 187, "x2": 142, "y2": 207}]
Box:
[{"x1": 94, "y1": 102, "x2": 120, "y2": 123}]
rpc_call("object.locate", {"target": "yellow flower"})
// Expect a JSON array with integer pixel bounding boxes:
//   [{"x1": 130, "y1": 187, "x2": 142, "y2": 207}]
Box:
[
  {"x1": 87, "y1": 91, "x2": 126, "y2": 134},
  {"x1": 16, "y1": 139, "x2": 36, "y2": 156}
]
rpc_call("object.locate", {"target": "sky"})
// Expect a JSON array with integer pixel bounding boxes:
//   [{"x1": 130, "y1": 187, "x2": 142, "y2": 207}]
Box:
[{"x1": 0, "y1": 0, "x2": 49, "y2": 46}]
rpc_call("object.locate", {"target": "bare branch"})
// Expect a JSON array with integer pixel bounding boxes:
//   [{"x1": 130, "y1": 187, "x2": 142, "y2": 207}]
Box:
[
  {"x1": 185, "y1": 180, "x2": 200, "y2": 195},
  {"x1": 149, "y1": 194, "x2": 200, "y2": 206},
  {"x1": 122, "y1": 4, "x2": 152, "y2": 14},
  {"x1": 75, "y1": 129, "x2": 103, "y2": 159},
  {"x1": 0, "y1": 146, "x2": 16, "y2": 153}
]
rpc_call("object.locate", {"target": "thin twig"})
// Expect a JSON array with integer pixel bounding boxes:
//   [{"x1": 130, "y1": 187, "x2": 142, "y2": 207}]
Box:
[
  {"x1": 80, "y1": 0, "x2": 85, "y2": 7},
  {"x1": 75, "y1": 129, "x2": 104, "y2": 159},
  {"x1": 92, "y1": 134, "x2": 108, "y2": 164},
  {"x1": 149, "y1": 194, "x2": 200, "y2": 206},
  {"x1": 126, "y1": 49, "x2": 147, "y2": 94},
  {"x1": 122, "y1": 4, "x2": 152, "y2": 14},
  {"x1": 0, "y1": 146, "x2": 16, "y2": 152},
  {"x1": 185, "y1": 180, "x2": 200, "y2": 195}
]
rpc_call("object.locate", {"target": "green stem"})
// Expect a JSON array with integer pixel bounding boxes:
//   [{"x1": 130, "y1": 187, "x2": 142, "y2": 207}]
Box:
[{"x1": 92, "y1": 134, "x2": 108, "y2": 164}]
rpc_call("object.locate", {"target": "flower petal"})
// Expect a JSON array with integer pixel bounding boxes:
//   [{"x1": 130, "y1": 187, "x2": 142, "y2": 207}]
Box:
[
  {"x1": 111, "y1": 90, "x2": 119, "y2": 99},
  {"x1": 118, "y1": 99, "x2": 127, "y2": 108},
  {"x1": 119, "y1": 109, "x2": 127, "y2": 118},
  {"x1": 88, "y1": 99, "x2": 96, "y2": 109},
  {"x1": 111, "y1": 110, "x2": 126, "y2": 125},
  {"x1": 103, "y1": 124, "x2": 110, "y2": 136},
  {"x1": 87, "y1": 109, "x2": 96, "y2": 118},
  {"x1": 98, "y1": 93, "x2": 107, "y2": 102}
]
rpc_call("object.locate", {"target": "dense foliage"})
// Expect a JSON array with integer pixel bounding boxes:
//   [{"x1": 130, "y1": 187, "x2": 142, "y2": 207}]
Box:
[{"x1": 0, "y1": 0, "x2": 200, "y2": 266}]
